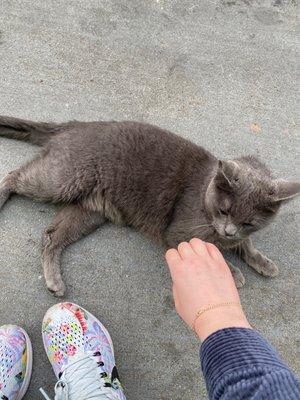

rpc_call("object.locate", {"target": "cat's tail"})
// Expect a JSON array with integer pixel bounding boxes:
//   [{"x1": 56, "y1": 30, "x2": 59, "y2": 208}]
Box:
[{"x1": 0, "y1": 116, "x2": 66, "y2": 145}]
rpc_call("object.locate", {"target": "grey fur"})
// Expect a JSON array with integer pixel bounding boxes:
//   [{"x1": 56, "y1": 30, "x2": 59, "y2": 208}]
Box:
[{"x1": 0, "y1": 116, "x2": 299, "y2": 296}]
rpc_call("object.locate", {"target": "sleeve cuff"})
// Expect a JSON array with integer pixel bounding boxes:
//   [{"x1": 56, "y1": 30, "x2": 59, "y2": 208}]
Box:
[{"x1": 200, "y1": 327, "x2": 290, "y2": 396}]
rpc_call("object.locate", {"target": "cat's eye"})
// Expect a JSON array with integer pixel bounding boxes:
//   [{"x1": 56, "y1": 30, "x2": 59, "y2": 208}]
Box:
[
  {"x1": 219, "y1": 209, "x2": 228, "y2": 216},
  {"x1": 243, "y1": 222, "x2": 254, "y2": 228}
]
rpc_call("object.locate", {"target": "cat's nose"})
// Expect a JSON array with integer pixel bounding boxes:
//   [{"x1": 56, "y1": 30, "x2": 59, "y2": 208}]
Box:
[{"x1": 225, "y1": 224, "x2": 237, "y2": 237}]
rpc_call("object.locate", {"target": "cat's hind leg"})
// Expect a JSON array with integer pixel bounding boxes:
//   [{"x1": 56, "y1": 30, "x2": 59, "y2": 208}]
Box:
[
  {"x1": 0, "y1": 153, "x2": 63, "y2": 206},
  {"x1": 43, "y1": 204, "x2": 105, "y2": 297}
]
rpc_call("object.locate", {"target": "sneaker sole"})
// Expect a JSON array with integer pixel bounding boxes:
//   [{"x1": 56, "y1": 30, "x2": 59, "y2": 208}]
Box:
[{"x1": 16, "y1": 327, "x2": 33, "y2": 400}]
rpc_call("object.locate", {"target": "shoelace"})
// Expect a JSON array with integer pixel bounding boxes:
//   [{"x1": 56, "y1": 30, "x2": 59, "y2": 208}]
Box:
[
  {"x1": 39, "y1": 353, "x2": 119, "y2": 400},
  {"x1": 0, "y1": 390, "x2": 8, "y2": 400}
]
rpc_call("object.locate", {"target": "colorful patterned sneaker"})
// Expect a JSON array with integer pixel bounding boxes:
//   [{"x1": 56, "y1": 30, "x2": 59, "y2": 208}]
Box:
[
  {"x1": 0, "y1": 325, "x2": 32, "y2": 400},
  {"x1": 41, "y1": 303, "x2": 126, "y2": 400}
]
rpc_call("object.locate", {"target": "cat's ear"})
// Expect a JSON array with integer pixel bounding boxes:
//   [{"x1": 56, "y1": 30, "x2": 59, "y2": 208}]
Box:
[
  {"x1": 272, "y1": 180, "x2": 300, "y2": 202},
  {"x1": 215, "y1": 160, "x2": 239, "y2": 192}
]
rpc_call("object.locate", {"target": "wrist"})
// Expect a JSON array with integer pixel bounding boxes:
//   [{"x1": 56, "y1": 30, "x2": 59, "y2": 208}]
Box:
[{"x1": 194, "y1": 307, "x2": 251, "y2": 341}]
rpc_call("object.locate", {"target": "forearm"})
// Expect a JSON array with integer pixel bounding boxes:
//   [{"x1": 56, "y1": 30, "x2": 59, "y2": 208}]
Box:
[{"x1": 200, "y1": 327, "x2": 300, "y2": 400}]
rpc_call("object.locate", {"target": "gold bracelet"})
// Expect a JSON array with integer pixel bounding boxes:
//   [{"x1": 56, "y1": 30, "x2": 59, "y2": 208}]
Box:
[{"x1": 192, "y1": 301, "x2": 241, "y2": 332}]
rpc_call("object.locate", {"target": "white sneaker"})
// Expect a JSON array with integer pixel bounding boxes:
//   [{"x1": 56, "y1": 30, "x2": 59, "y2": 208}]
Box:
[
  {"x1": 41, "y1": 303, "x2": 127, "y2": 400},
  {"x1": 0, "y1": 325, "x2": 32, "y2": 400}
]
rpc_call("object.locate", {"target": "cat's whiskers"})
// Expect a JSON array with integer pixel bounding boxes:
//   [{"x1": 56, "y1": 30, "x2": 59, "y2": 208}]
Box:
[
  {"x1": 233, "y1": 243, "x2": 242, "y2": 258},
  {"x1": 238, "y1": 243, "x2": 242, "y2": 259},
  {"x1": 187, "y1": 223, "x2": 212, "y2": 231}
]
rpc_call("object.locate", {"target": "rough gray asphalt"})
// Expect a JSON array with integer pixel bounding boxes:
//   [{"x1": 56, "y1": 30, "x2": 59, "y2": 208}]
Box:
[{"x1": 0, "y1": 1, "x2": 299, "y2": 399}]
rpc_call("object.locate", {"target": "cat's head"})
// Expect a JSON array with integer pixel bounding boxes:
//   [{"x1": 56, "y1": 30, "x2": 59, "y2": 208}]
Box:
[{"x1": 205, "y1": 156, "x2": 300, "y2": 241}]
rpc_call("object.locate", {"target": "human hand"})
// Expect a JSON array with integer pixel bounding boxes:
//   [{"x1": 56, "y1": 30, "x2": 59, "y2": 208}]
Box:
[{"x1": 166, "y1": 238, "x2": 251, "y2": 341}]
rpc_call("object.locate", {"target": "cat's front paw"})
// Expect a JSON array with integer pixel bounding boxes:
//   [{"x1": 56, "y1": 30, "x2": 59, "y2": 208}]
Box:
[
  {"x1": 232, "y1": 268, "x2": 246, "y2": 288},
  {"x1": 256, "y1": 257, "x2": 279, "y2": 278},
  {"x1": 228, "y1": 263, "x2": 246, "y2": 288}
]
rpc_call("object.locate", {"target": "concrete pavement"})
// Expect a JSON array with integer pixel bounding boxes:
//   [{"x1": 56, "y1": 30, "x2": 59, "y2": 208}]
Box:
[{"x1": 0, "y1": 1, "x2": 299, "y2": 398}]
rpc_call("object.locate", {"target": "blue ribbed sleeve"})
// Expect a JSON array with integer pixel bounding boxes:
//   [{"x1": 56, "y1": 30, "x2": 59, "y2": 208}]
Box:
[{"x1": 200, "y1": 328, "x2": 300, "y2": 399}]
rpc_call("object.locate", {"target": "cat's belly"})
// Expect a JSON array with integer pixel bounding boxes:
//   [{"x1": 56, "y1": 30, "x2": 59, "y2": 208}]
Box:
[{"x1": 81, "y1": 191, "x2": 123, "y2": 225}]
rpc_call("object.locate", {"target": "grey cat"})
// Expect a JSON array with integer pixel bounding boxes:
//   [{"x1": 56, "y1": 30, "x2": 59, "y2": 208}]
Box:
[{"x1": 0, "y1": 116, "x2": 299, "y2": 296}]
